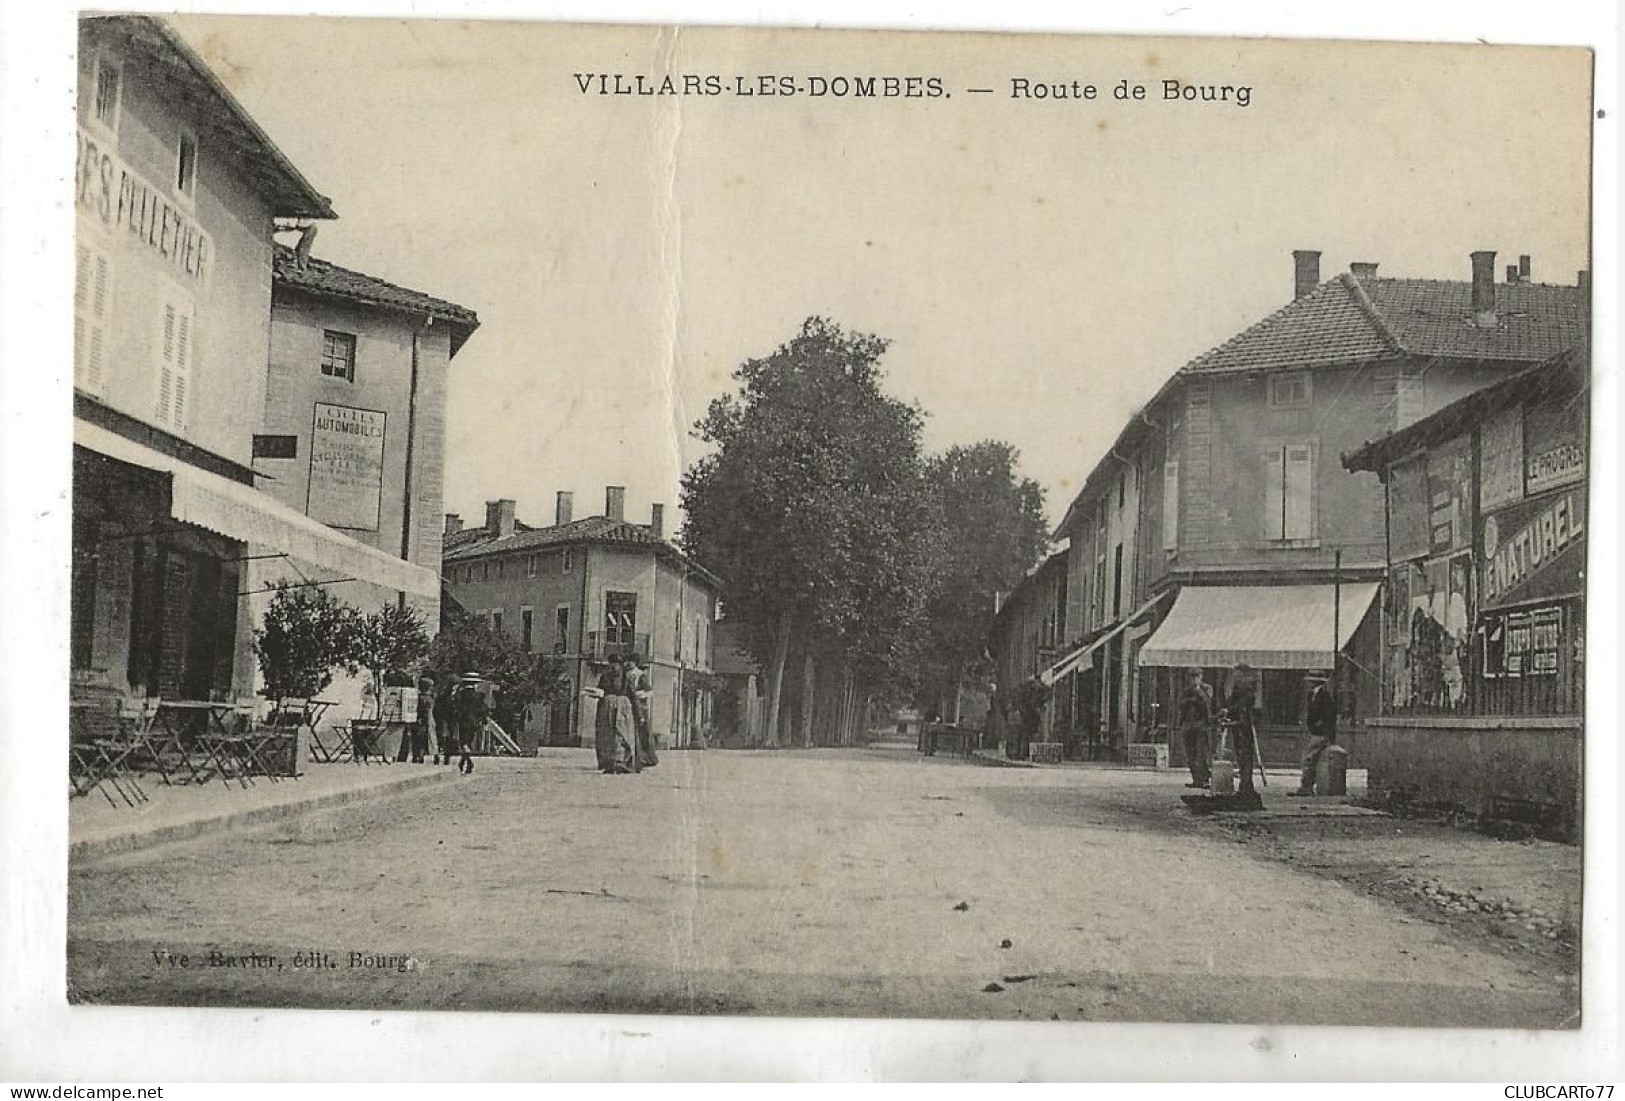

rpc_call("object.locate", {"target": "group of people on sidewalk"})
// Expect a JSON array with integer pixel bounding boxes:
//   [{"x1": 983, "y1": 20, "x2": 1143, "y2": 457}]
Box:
[
  {"x1": 386, "y1": 672, "x2": 486, "y2": 774},
  {"x1": 1176, "y1": 663, "x2": 1338, "y2": 799},
  {"x1": 591, "y1": 653, "x2": 658, "y2": 775}
]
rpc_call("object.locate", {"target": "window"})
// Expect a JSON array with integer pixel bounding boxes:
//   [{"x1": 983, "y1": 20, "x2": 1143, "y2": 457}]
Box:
[
  {"x1": 520, "y1": 607, "x2": 534, "y2": 651},
  {"x1": 674, "y1": 607, "x2": 682, "y2": 654},
  {"x1": 526, "y1": 554, "x2": 538, "y2": 579},
  {"x1": 74, "y1": 245, "x2": 112, "y2": 396},
  {"x1": 497, "y1": 559, "x2": 505, "y2": 579},
  {"x1": 554, "y1": 605, "x2": 570, "y2": 653},
  {"x1": 175, "y1": 129, "x2": 198, "y2": 202},
  {"x1": 1268, "y1": 372, "x2": 1311, "y2": 410},
  {"x1": 562, "y1": 549, "x2": 575, "y2": 574},
  {"x1": 1111, "y1": 543, "x2": 1124, "y2": 619},
  {"x1": 492, "y1": 609, "x2": 504, "y2": 637},
  {"x1": 1262, "y1": 442, "x2": 1315, "y2": 540},
  {"x1": 1117, "y1": 473, "x2": 1126, "y2": 510},
  {"x1": 605, "y1": 591, "x2": 637, "y2": 648},
  {"x1": 320, "y1": 330, "x2": 356, "y2": 382},
  {"x1": 482, "y1": 562, "x2": 491, "y2": 581},
  {"x1": 153, "y1": 292, "x2": 195, "y2": 433},
  {"x1": 92, "y1": 55, "x2": 121, "y2": 134},
  {"x1": 1162, "y1": 458, "x2": 1180, "y2": 551}
]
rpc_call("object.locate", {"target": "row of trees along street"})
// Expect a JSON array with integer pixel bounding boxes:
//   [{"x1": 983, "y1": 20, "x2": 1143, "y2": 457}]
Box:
[{"x1": 681, "y1": 317, "x2": 1050, "y2": 747}]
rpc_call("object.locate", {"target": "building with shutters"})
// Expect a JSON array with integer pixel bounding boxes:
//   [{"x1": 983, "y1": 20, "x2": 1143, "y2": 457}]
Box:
[
  {"x1": 1342, "y1": 343, "x2": 1587, "y2": 836},
  {"x1": 442, "y1": 489, "x2": 723, "y2": 752},
  {"x1": 992, "y1": 250, "x2": 1588, "y2": 767},
  {"x1": 70, "y1": 16, "x2": 444, "y2": 722}
]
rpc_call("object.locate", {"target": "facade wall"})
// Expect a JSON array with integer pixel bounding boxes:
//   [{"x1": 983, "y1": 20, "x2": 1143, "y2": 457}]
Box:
[
  {"x1": 445, "y1": 540, "x2": 718, "y2": 748},
  {"x1": 259, "y1": 290, "x2": 453, "y2": 625},
  {"x1": 76, "y1": 28, "x2": 274, "y2": 468}
]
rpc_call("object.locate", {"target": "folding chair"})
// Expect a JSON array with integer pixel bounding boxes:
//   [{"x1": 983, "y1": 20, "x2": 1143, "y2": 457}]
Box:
[
  {"x1": 348, "y1": 723, "x2": 389, "y2": 764},
  {"x1": 70, "y1": 701, "x2": 147, "y2": 808}
]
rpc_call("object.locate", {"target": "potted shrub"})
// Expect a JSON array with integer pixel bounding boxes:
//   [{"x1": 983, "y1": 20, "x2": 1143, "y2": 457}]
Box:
[{"x1": 252, "y1": 582, "x2": 361, "y2": 772}]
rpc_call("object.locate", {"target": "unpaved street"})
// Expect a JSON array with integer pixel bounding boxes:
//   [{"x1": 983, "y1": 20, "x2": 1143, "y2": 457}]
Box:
[{"x1": 68, "y1": 748, "x2": 1578, "y2": 1026}]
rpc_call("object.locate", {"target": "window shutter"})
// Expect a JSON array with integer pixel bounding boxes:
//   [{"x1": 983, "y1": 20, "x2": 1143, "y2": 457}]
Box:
[
  {"x1": 1162, "y1": 458, "x2": 1180, "y2": 550},
  {"x1": 156, "y1": 303, "x2": 176, "y2": 425},
  {"x1": 172, "y1": 308, "x2": 192, "y2": 431},
  {"x1": 1284, "y1": 445, "x2": 1314, "y2": 538},
  {"x1": 1262, "y1": 445, "x2": 1285, "y2": 539},
  {"x1": 74, "y1": 247, "x2": 112, "y2": 395}
]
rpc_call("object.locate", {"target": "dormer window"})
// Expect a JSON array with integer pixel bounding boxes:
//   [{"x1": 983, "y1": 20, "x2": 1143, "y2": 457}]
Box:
[
  {"x1": 92, "y1": 55, "x2": 122, "y2": 135},
  {"x1": 1269, "y1": 372, "x2": 1311, "y2": 410}
]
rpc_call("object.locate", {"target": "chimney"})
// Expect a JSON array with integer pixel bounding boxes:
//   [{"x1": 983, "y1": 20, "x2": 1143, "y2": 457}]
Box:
[
  {"x1": 1470, "y1": 250, "x2": 1497, "y2": 326},
  {"x1": 555, "y1": 491, "x2": 574, "y2": 527},
  {"x1": 1350, "y1": 262, "x2": 1379, "y2": 280},
  {"x1": 294, "y1": 224, "x2": 318, "y2": 269},
  {"x1": 1293, "y1": 250, "x2": 1321, "y2": 300},
  {"x1": 444, "y1": 513, "x2": 462, "y2": 537},
  {"x1": 1506, "y1": 264, "x2": 1520, "y2": 284},
  {"x1": 1519, "y1": 254, "x2": 1532, "y2": 283},
  {"x1": 1577, "y1": 270, "x2": 1590, "y2": 294},
  {"x1": 649, "y1": 503, "x2": 665, "y2": 541},
  {"x1": 485, "y1": 498, "x2": 517, "y2": 538},
  {"x1": 605, "y1": 486, "x2": 626, "y2": 523}
]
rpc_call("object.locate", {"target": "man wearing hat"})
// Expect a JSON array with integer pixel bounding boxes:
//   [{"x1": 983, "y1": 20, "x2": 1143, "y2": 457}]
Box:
[
  {"x1": 453, "y1": 673, "x2": 488, "y2": 775},
  {"x1": 1223, "y1": 663, "x2": 1262, "y2": 800},
  {"x1": 1294, "y1": 671, "x2": 1338, "y2": 796},
  {"x1": 1176, "y1": 667, "x2": 1214, "y2": 788}
]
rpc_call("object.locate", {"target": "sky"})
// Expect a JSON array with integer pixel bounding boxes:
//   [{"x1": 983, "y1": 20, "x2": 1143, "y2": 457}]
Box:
[{"x1": 168, "y1": 15, "x2": 1593, "y2": 536}]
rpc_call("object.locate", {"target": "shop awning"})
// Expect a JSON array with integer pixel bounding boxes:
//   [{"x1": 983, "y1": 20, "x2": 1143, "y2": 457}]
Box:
[
  {"x1": 1039, "y1": 591, "x2": 1170, "y2": 687},
  {"x1": 1137, "y1": 583, "x2": 1379, "y2": 670},
  {"x1": 75, "y1": 420, "x2": 439, "y2": 597}
]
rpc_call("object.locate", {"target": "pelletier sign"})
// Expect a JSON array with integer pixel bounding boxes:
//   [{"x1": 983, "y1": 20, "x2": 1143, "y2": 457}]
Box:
[
  {"x1": 75, "y1": 128, "x2": 210, "y2": 283},
  {"x1": 307, "y1": 402, "x2": 386, "y2": 531}
]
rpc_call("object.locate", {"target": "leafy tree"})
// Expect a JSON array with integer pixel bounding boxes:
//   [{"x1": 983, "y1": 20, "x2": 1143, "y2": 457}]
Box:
[
  {"x1": 252, "y1": 582, "x2": 362, "y2": 711},
  {"x1": 920, "y1": 441, "x2": 1049, "y2": 720},
  {"x1": 427, "y1": 605, "x2": 566, "y2": 734},
  {"x1": 681, "y1": 316, "x2": 941, "y2": 746},
  {"x1": 351, "y1": 602, "x2": 432, "y2": 721}
]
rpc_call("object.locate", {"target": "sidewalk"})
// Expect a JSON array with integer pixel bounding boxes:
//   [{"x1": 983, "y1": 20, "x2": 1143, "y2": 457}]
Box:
[{"x1": 70, "y1": 758, "x2": 467, "y2": 862}]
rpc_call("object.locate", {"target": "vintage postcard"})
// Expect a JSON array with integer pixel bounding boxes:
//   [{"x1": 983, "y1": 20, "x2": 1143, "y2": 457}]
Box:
[{"x1": 58, "y1": 8, "x2": 1596, "y2": 1044}]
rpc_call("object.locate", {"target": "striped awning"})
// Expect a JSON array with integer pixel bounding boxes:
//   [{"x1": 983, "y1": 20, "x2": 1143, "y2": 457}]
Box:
[
  {"x1": 76, "y1": 419, "x2": 439, "y2": 597},
  {"x1": 1137, "y1": 583, "x2": 1379, "y2": 670},
  {"x1": 1039, "y1": 591, "x2": 1170, "y2": 687}
]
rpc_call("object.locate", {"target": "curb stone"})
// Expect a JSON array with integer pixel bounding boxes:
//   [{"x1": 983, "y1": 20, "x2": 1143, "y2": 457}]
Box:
[{"x1": 71, "y1": 768, "x2": 463, "y2": 863}]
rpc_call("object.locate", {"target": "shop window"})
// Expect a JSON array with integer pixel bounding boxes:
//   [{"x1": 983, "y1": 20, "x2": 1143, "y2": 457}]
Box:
[
  {"x1": 92, "y1": 54, "x2": 121, "y2": 134},
  {"x1": 1262, "y1": 442, "x2": 1315, "y2": 540},
  {"x1": 74, "y1": 245, "x2": 112, "y2": 396},
  {"x1": 175, "y1": 128, "x2": 198, "y2": 203},
  {"x1": 320, "y1": 330, "x2": 356, "y2": 383},
  {"x1": 153, "y1": 294, "x2": 194, "y2": 433}
]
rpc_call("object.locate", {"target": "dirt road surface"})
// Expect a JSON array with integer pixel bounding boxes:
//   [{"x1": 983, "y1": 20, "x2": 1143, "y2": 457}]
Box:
[{"x1": 68, "y1": 747, "x2": 1579, "y2": 1026}]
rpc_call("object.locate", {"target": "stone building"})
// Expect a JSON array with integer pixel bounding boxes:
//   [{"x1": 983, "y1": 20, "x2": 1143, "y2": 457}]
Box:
[
  {"x1": 993, "y1": 250, "x2": 1587, "y2": 765},
  {"x1": 70, "y1": 16, "x2": 440, "y2": 716},
  {"x1": 443, "y1": 490, "x2": 722, "y2": 751}
]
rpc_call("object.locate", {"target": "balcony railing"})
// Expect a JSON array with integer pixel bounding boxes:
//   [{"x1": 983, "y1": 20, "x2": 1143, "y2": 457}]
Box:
[{"x1": 584, "y1": 632, "x2": 651, "y2": 661}]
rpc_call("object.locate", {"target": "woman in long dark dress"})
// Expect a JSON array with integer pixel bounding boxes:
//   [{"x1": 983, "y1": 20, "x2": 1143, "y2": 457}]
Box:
[
  {"x1": 627, "y1": 656, "x2": 657, "y2": 768},
  {"x1": 593, "y1": 655, "x2": 639, "y2": 774}
]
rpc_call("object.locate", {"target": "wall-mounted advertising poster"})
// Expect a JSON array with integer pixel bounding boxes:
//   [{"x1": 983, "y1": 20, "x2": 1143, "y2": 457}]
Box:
[{"x1": 307, "y1": 402, "x2": 386, "y2": 531}]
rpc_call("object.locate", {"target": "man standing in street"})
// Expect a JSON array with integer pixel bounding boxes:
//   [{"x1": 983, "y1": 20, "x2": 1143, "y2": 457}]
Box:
[
  {"x1": 1294, "y1": 671, "x2": 1338, "y2": 795},
  {"x1": 1177, "y1": 667, "x2": 1214, "y2": 789},
  {"x1": 454, "y1": 673, "x2": 487, "y2": 775},
  {"x1": 1224, "y1": 663, "x2": 1262, "y2": 802}
]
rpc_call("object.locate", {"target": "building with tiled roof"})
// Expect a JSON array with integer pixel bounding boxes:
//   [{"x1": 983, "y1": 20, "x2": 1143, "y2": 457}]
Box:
[
  {"x1": 993, "y1": 249, "x2": 1589, "y2": 770},
  {"x1": 252, "y1": 233, "x2": 481, "y2": 640},
  {"x1": 443, "y1": 489, "x2": 723, "y2": 751}
]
